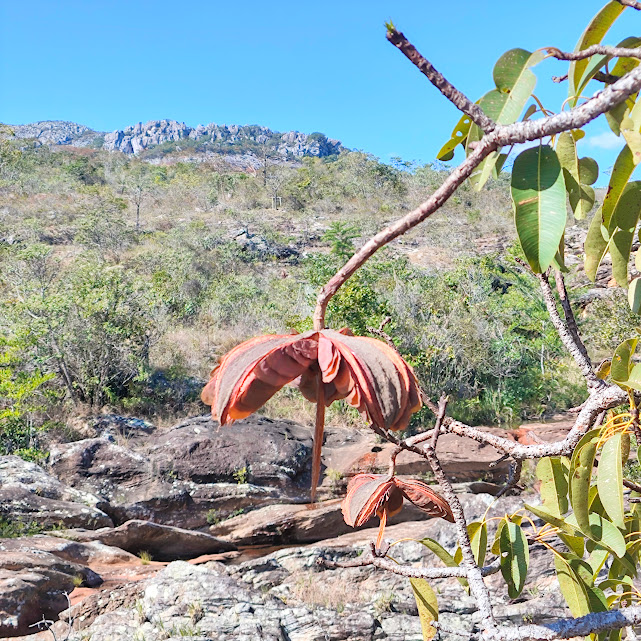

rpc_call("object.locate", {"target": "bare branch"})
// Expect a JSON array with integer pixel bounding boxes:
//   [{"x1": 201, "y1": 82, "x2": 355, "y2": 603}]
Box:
[
  {"x1": 616, "y1": 0, "x2": 641, "y2": 10},
  {"x1": 386, "y1": 27, "x2": 496, "y2": 133},
  {"x1": 545, "y1": 44, "x2": 641, "y2": 61},
  {"x1": 420, "y1": 410, "x2": 497, "y2": 631},
  {"x1": 492, "y1": 604, "x2": 641, "y2": 640},
  {"x1": 554, "y1": 270, "x2": 591, "y2": 363},
  {"x1": 442, "y1": 384, "x2": 625, "y2": 460},
  {"x1": 495, "y1": 460, "x2": 523, "y2": 499},
  {"x1": 313, "y1": 61, "x2": 641, "y2": 329},
  {"x1": 513, "y1": 258, "x2": 598, "y2": 389}
]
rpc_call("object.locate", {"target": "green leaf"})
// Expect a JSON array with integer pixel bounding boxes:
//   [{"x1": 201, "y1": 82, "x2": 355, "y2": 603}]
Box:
[
  {"x1": 609, "y1": 181, "x2": 641, "y2": 286},
  {"x1": 437, "y1": 114, "x2": 472, "y2": 162},
  {"x1": 468, "y1": 521, "x2": 487, "y2": 569},
  {"x1": 575, "y1": 53, "x2": 611, "y2": 99},
  {"x1": 569, "y1": 437, "x2": 598, "y2": 534},
  {"x1": 511, "y1": 145, "x2": 567, "y2": 273},
  {"x1": 585, "y1": 209, "x2": 610, "y2": 281},
  {"x1": 611, "y1": 337, "x2": 641, "y2": 391},
  {"x1": 610, "y1": 37, "x2": 641, "y2": 78},
  {"x1": 597, "y1": 432, "x2": 626, "y2": 529},
  {"x1": 565, "y1": 513, "x2": 627, "y2": 558},
  {"x1": 555, "y1": 554, "x2": 591, "y2": 617},
  {"x1": 491, "y1": 515, "x2": 522, "y2": 555},
  {"x1": 569, "y1": 1, "x2": 626, "y2": 102},
  {"x1": 629, "y1": 278, "x2": 641, "y2": 313},
  {"x1": 410, "y1": 579, "x2": 438, "y2": 641},
  {"x1": 621, "y1": 99, "x2": 641, "y2": 165},
  {"x1": 603, "y1": 145, "x2": 635, "y2": 228},
  {"x1": 419, "y1": 538, "x2": 468, "y2": 589},
  {"x1": 499, "y1": 521, "x2": 529, "y2": 598},
  {"x1": 467, "y1": 49, "x2": 542, "y2": 191},
  {"x1": 537, "y1": 457, "x2": 569, "y2": 517},
  {"x1": 555, "y1": 132, "x2": 599, "y2": 218}
]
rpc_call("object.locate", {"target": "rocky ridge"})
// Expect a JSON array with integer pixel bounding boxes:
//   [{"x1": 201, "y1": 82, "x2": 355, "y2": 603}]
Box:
[{"x1": 9, "y1": 119, "x2": 343, "y2": 162}]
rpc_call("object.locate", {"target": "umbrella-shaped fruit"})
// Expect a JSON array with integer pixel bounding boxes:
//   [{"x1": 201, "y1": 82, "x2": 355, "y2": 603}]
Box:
[
  {"x1": 341, "y1": 473, "x2": 454, "y2": 548},
  {"x1": 201, "y1": 328, "x2": 422, "y2": 501}
]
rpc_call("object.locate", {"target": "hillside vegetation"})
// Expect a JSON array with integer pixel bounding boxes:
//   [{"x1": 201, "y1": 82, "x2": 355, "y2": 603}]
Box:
[{"x1": 0, "y1": 131, "x2": 628, "y2": 459}]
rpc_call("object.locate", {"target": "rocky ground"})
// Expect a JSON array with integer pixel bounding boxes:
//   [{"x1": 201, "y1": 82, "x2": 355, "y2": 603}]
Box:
[{"x1": 0, "y1": 413, "x2": 576, "y2": 641}]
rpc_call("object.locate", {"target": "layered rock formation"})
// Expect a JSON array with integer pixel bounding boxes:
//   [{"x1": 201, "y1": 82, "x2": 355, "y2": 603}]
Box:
[{"x1": 9, "y1": 119, "x2": 343, "y2": 160}]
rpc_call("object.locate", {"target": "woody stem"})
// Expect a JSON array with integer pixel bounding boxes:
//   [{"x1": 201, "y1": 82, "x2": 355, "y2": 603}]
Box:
[{"x1": 311, "y1": 372, "x2": 326, "y2": 503}]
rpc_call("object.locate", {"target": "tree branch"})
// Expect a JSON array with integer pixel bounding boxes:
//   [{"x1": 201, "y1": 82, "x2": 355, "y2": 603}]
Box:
[
  {"x1": 616, "y1": 0, "x2": 641, "y2": 10},
  {"x1": 313, "y1": 60, "x2": 641, "y2": 329},
  {"x1": 386, "y1": 27, "x2": 496, "y2": 133},
  {"x1": 441, "y1": 384, "x2": 624, "y2": 460},
  {"x1": 533, "y1": 267, "x2": 600, "y2": 389},
  {"x1": 420, "y1": 401, "x2": 497, "y2": 631},
  {"x1": 554, "y1": 270, "x2": 591, "y2": 364},
  {"x1": 492, "y1": 605, "x2": 641, "y2": 641},
  {"x1": 545, "y1": 44, "x2": 641, "y2": 61}
]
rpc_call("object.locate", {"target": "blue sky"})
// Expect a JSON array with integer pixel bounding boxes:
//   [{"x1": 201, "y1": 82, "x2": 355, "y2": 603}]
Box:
[{"x1": 1, "y1": 1, "x2": 639, "y2": 178}]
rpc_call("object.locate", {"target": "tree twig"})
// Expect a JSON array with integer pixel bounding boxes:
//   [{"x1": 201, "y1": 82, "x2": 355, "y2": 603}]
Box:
[
  {"x1": 420, "y1": 401, "x2": 497, "y2": 632},
  {"x1": 386, "y1": 27, "x2": 496, "y2": 133},
  {"x1": 616, "y1": 0, "x2": 641, "y2": 10},
  {"x1": 554, "y1": 270, "x2": 591, "y2": 364},
  {"x1": 313, "y1": 57, "x2": 641, "y2": 330},
  {"x1": 545, "y1": 44, "x2": 641, "y2": 61}
]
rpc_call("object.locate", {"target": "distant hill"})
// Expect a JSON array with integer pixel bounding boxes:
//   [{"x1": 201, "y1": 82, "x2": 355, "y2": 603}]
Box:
[{"x1": 9, "y1": 119, "x2": 345, "y2": 168}]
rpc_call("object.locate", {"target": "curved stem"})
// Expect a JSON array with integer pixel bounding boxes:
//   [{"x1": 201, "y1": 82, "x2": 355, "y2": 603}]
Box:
[{"x1": 310, "y1": 372, "x2": 325, "y2": 503}]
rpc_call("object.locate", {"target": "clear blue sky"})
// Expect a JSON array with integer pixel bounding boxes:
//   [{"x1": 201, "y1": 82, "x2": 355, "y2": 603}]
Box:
[{"x1": 1, "y1": 1, "x2": 639, "y2": 174}]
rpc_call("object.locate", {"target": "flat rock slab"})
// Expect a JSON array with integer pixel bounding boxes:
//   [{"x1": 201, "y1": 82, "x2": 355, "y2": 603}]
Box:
[
  {"x1": 209, "y1": 497, "x2": 455, "y2": 546},
  {"x1": 53, "y1": 519, "x2": 237, "y2": 561}
]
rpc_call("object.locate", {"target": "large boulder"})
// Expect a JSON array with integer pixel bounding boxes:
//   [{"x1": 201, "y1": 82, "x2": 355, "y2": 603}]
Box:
[
  {"x1": 48, "y1": 436, "x2": 298, "y2": 528},
  {"x1": 52, "y1": 520, "x2": 236, "y2": 561},
  {"x1": 146, "y1": 414, "x2": 313, "y2": 487},
  {"x1": 0, "y1": 456, "x2": 112, "y2": 529}
]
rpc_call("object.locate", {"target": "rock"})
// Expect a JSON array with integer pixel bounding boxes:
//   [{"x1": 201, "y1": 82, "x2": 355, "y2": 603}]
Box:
[
  {"x1": 146, "y1": 415, "x2": 313, "y2": 488},
  {"x1": 0, "y1": 456, "x2": 112, "y2": 529},
  {"x1": 322, "y1": 427, "x2": 513, "y2": 483},
  {"x1": 48, "y1": 427, "x2": 305, "y2": 528},
  {"x1": 0, "y1": 536, "x2": 103, "y2": 637},
  {"x1": 51, "y1": 519, "x2": 236, "y2": 561},
  {"x1": 11, "y1": 120, "x2": 344, "y2": 163},
  {"x1": 208, "y1": 496, "x2": 469, "y2": 547},
  {"x1": 10, "y1": 120, "x2": 99, "y2": 147}
]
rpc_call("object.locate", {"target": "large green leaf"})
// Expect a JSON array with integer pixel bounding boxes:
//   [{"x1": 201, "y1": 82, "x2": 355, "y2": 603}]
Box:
[
  {"x1": 555, "y1": 554, "x2": 591, "y2": 617},
  {"x1": 569, "y1": 1, "x2": 626, "y2": 102},
  {"x1": 585, "y1": 208, "x2": 610, "y2": 281},
  {"x1": 512, "y1": 145, "x2": 567, "y2": 272},
  {"x1": 597, "y1": 432, "x2": 626, "y2": 529},
  {"x1": 609, "y1": 181, "x2": 641, "y2": 286},
  {"x1": 468, "y1": 521, "x2": 487, "y2": 569},
  {"x1": 537, "y1": 457, "x2": 569, "y2": 517},
  {"x1": 565, "y1": 512, "x2": 627, "y2": 558},
  {"x1": 629, "y1": 278, "x2": 641, "y2": 313},
  {"x1": 499, "y1": 521, "x2": 529, "y2": 598},
  {"x1": 569, "y1": 437, "x2": 598, "y2": 535},
  {"x1": 603, "y1": 145, "x2": 635, "y2": 228},
  {"x1": 410, "y1": 579, "x2": 438, "y2": 641},
  {"x1": 491, "y1": 514, "x2": 522, "y2": 555},
  {"x1": 609, "y1": 36, "x2": 641, "y2": 79}
]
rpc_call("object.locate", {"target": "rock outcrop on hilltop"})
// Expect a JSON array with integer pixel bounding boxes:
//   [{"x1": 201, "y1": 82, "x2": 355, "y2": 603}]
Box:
[{"x1": 9, "y1": 119, "x2": 343, "y2": 160}]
